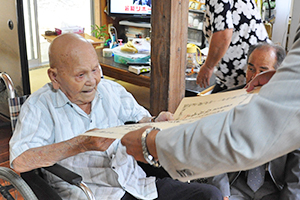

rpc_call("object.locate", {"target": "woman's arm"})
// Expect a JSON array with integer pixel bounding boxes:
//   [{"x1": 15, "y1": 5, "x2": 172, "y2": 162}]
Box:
[{"x1": 197, "y1": 29, "x2": 233, "y2": 88}]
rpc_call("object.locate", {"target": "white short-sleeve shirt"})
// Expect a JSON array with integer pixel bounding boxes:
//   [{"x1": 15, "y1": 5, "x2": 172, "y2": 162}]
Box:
[{"x1": 10, "y1": 79, "x2": 157, "y2": 200}]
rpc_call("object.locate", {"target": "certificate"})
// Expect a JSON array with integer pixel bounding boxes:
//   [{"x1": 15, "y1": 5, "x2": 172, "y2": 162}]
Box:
[{"x1": 82, "y1": 88, "x2": 260, "y2": 139}]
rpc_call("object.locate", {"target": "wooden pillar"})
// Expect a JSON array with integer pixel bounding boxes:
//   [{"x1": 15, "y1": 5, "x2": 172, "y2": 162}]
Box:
[
  {"x1": 98, "y1": 0, "x2": 114, "y2": 34},
  {"x1": 94, "y1": 0, "x2": 101, "y2": 27},
  {"x1": 150, "y1": 0, "x2": 188, "y2": 115}
]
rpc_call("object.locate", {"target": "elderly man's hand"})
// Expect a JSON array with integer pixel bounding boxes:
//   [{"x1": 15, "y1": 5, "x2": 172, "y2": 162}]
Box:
[
  {"x1": 138, "y1": 112, "x2": 174, "y2": 123},
  {"x1": 80, "y1": 128, "x2": 115, "y2": 151},
  {"x1": 245, "y1": 70, "x2": 276, "y2": 92},
  {"x1": 197, "y1": 64, "x2": 214, "y2": 88},
  {"x1": 155, "y1": 111, "x2": 174, "y2": 122},
  {"x1": 121, "y1": 126, "x2": 151, "y2": 162}
]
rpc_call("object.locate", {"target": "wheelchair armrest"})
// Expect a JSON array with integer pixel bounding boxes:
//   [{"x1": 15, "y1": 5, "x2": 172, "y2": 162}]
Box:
[
  {"x1": 22, "y1": 164, "x2": 94, "y2": 200},
  {"x1": 21, "y1": 169, "x2": 62, "y2": 200},
  {"x1": 43, "y1": 163, "x2": 82, "y2": 186},
  {"x1": 44, "y1": 164, "x2": 95, "y2": 200}
]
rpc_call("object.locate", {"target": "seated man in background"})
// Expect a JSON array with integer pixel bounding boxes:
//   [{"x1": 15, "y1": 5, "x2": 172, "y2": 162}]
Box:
[
  {"x1": 225, "y1": 42, "x2": 286, "y2": 91},
  {"x1": 245, "y1": 43, "x2": 285, "y2": 84},
  {"x1": 198, "y1": 42, "x2": 285, "y2": 95},
  {"x1": 9, "y1": 33, "x2": 223, "y2": 200},
  {"x1": 210, "y1": 43, "x2": 300, "y2": 200}
]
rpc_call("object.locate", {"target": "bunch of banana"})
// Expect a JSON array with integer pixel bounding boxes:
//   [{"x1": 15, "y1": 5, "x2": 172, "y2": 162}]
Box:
[{"x1": 120, "y1": 41, "x2": 138, "y2": 53}]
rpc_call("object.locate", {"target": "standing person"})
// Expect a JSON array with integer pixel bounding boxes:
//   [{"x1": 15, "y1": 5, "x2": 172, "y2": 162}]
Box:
[
  {"x1": 121, "y1": 24, "x2": 300, "y2": 186},
  {"x1": 197, "y1": 0, "x2": 269, "y2": 93},
  {"x1": 9, "y1": 33, "x2": 223, "y2": 200}
]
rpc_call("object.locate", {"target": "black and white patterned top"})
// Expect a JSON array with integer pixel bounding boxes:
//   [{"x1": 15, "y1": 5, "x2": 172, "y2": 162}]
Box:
[{"x1": 204, "y1": 0, "x2": 269, "y2": 90}]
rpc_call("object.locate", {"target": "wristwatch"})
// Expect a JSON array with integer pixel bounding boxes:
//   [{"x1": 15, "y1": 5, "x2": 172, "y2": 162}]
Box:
[{"x1": 141, "y1": 127, "x2": 161, "y2": 167}]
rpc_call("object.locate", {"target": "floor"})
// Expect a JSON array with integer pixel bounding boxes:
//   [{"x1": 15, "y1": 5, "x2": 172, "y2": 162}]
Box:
[{"x1": 29, "y1": 66, "x2": 150, "y2": 110}]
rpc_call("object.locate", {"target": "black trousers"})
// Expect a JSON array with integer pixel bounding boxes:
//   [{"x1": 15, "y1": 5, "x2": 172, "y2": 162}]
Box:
[
  {"x1": 137, "y1": 161, "x2": 171, "y2": 179},
  {"x1": 121, "y1": 177, "x2": 223, "y2": 200}
]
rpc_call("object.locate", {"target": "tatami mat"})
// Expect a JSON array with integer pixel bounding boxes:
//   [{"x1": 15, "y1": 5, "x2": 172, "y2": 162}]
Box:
[{"x1": 29, "y1": 66, "x2": 150, "y2": 110}]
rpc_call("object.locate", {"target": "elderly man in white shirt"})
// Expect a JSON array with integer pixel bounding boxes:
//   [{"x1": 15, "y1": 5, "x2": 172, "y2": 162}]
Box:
[{"x1": 9, "y1": 33, "x2": 222, "y2": 200}]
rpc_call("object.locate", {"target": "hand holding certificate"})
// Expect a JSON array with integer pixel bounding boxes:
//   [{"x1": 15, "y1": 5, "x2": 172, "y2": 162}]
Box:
[{"x1": 82, "y1": 88, "x2": 260, "y2": 139}]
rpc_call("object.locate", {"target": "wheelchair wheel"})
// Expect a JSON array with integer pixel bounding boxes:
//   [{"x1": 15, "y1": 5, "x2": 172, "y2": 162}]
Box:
[{"x1": 0, "y1": 167, "x2": 38, "y2": 200}]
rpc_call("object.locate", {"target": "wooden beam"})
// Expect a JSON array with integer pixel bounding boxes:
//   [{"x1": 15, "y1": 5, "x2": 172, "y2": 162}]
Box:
[
  {"x1": 94, "y1": 0, "x2": 101, "y2": 27},
  {"x1": 150, "y1": 0, "x2": 188, "y2": 115},
  {"x1": 98, "y1": 0, "x2": 114, "y2": 37}
]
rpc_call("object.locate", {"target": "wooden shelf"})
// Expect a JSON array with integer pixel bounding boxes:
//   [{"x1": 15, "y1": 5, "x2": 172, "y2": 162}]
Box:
[
  {"x1": 41, "y1": 33, "x2": 104, "y2": 48},
  {"x1": 188, "y1": 9, "x2": 205, "y2": 14},
  {"x1": 96, "y1": 48, "x2": 150, "y2": 88}
]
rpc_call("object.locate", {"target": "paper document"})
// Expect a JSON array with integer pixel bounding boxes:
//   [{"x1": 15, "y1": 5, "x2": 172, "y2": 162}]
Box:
[
  {"x1": 82, "y1": 88, "x2": 260, "y2": 139},
  {"x1": 173, "y1": 87, "x2": 260, "y2": 120}
]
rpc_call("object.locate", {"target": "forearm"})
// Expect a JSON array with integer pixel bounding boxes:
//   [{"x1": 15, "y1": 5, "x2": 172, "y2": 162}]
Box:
[
  {"x1": 155, "y1": 98, "x2": 300, "y2": 181},
  {"x1": 12, "y1": 136, "x2": 88, "y2": 172},
  {"x1": 205, "y1": 29, "x2": 233, "y2": 69},
  {"x1": 12, "y1": 135, "x2": 113, "y2": 173}
]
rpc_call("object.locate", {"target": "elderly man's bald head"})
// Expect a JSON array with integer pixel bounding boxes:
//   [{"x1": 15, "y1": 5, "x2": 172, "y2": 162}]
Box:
[
  {"x1": 48, "y1": 33, "x2": 97, "y2": 70},
  {"x1": 47, "y1": 33, "x2": 101, "y2": 112}
]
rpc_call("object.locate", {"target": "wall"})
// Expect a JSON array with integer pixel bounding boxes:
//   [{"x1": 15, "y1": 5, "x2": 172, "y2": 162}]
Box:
[
  {"x1": 288, "y1": 0, "x2": 300, "y2": 50},
  {"x1": 271, "y1": 0, "x2": 292, "y2": 48}
]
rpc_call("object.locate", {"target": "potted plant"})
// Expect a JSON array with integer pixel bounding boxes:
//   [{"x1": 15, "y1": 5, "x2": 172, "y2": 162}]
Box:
[{"x1": 91, "y1": 24, "x2": 109, "y2": 40}]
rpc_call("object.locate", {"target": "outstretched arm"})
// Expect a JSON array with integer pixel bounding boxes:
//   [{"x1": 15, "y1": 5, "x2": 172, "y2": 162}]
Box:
[
  {"x1": 122, "y1": 25, "x2": 300, "y2": 181},
  {"x1": 12, "y1": 132, "x2": 115, "y2": 173}
]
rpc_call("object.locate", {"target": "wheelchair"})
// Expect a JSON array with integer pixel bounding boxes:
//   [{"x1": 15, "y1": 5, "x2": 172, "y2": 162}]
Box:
[
  {"x1": 0, "y1": 167, "x2": 37, "y2": 200},
  {"x1": 0, "y1": 72, "x2": 95, "y2": 200}
]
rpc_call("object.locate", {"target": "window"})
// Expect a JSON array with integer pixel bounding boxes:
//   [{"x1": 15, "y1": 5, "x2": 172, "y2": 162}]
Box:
[{"x1": 24, "y1": 0, "x2": 94, "y2": 68}]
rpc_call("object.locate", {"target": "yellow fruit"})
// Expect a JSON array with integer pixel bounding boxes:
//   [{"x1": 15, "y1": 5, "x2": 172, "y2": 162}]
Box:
[{"x1": 120, "y1": 41, "x2": 138, "y2": 53}]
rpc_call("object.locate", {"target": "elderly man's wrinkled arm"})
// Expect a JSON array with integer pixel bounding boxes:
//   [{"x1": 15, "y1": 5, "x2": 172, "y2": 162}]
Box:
[{"x1": 12, "y1": 134, "x2": 115, "y2": 173}]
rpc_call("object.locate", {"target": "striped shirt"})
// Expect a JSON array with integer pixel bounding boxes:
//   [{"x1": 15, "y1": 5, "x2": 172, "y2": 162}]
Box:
[{"x1": 10, "y1": 79, "x2": 157, "y2": 200}]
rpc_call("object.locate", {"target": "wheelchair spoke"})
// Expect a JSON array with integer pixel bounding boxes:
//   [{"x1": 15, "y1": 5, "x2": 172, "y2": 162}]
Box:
[
  {"x1": 0, "y1": 183, "x2": 16, "y2": 200},
  {"x1": 0, "y1": 167, "x2": 37, "y2": 200}
]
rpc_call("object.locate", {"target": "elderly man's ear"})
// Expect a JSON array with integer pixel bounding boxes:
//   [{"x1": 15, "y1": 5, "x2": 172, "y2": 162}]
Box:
[{"x1": 48, "y1": 68, "x2": 60, "y2": 90}]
